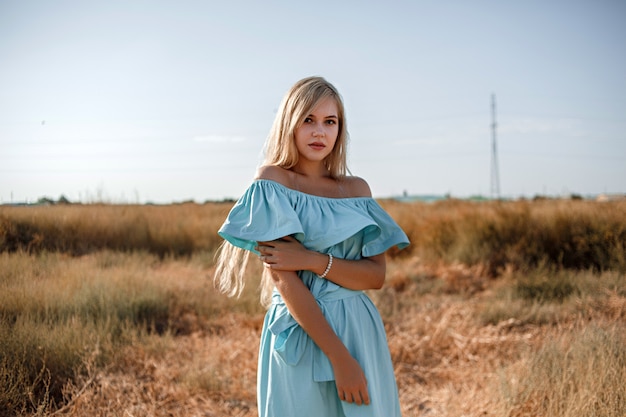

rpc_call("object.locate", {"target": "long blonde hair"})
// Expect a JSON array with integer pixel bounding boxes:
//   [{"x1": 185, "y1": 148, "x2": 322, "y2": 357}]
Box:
[
  {"x1": 264, "y1": 76, "x2": 349, "y2": 178},
  {"x1": 214, "y1": 76, "x2": 349, "y2": 305}
]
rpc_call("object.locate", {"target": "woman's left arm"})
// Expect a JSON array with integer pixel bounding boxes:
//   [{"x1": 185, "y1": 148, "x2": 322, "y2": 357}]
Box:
[{"x1": 256, "y1": 237, "x2": 386, "y2": 291}]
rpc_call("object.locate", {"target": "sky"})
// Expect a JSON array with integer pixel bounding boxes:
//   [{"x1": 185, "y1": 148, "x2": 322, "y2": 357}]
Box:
[{"x1": 1, "y1": 0, "x2": 625, "y2": 204}]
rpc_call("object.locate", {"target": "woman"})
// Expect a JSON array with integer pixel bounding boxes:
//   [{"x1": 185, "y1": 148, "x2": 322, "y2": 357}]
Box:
[{"x1": 214, "y1": 76, "x2": 409, "y2": 416}]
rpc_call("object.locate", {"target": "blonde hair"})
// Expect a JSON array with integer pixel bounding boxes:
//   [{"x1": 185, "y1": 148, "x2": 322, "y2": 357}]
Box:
[
  {"x1": 214, "y1": 76, "x2": 349, "y2": 306},
  {"x1": 264, "y1": 76, "x2": 349, "y2": 178}
]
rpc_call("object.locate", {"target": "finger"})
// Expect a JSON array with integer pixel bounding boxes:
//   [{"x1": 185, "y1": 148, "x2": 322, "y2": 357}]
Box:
[
  {"x1": 341, "y1": 392, "x2": 355, "y2": 404},
  {"x1": 257, "y1": 246, "x2": 273, "y2": 256},
  {"x1": 340, "y1": 389, "x2": 368, "y2": 406},
  {"x1": 338, "y1": 390, "x2": 347, "y2": 402},
  {"x1": 361, "y1": 389, "x2": 370, "y2": 405}
]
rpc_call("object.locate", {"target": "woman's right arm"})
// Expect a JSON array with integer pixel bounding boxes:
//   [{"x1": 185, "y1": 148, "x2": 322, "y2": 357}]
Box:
[{"x1": 269, "y1": 268, "x2": 370, "y2": 406}]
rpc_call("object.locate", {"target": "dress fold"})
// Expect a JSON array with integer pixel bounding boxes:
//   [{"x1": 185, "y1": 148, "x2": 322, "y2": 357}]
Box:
[{"x1": 219, "y1": 179, "x2": 409, "y2": 417}]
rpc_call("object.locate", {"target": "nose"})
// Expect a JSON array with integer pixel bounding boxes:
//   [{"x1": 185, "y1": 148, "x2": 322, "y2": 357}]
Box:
[{"x1": 313, "y1": 122, "x2": 325, "y2": 137}]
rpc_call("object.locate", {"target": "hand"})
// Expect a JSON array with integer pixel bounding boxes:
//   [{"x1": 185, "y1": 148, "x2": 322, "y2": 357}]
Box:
[
  {"x1": 332, "y1": 354, "x2": 370, "y2": 405},
  {"x1": 256, "y1": 236, "x2": 311, "y2": 271}
]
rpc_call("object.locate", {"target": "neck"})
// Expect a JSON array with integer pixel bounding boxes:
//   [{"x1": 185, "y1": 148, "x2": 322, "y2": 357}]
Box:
[{"x1": 292, "y1": 161, "x2": 329, "y2": 179}]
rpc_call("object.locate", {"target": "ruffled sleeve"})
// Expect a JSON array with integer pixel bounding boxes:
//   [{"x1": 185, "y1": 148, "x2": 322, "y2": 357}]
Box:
[
  {"x1": 360, "y1": 200, "x2": 410, "y2": 257},
  {"x1": 218, "y1": 181, "x2": 305, "y2": 254}
]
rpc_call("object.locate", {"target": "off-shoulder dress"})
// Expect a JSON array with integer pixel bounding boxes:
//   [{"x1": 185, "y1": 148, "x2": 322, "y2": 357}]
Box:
[{"x1": 218, "y1": 179, "x2": 409, "y2": 417}]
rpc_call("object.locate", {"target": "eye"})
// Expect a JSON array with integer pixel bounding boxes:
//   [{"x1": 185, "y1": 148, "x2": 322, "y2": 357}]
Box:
[
  {"x1": 325, "y1": 119, "x2": 336, "y2": 125},
  {"x1": 303, "y1": 117, "x2": 313, "y2": 123}
]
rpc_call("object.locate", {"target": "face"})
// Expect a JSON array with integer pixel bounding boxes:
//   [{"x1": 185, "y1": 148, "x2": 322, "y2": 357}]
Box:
[{"x1": 293, "y1": 97, "x2": 339, "y2": 166}]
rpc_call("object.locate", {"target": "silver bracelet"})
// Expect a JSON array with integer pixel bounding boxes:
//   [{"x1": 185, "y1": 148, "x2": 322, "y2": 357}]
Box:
[{"x1": 320, "y1": 253, "x2": 333, "y2": 278}]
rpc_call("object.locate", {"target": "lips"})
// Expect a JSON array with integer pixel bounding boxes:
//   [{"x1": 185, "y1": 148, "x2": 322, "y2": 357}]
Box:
[{"x1": 309, "y1": 142, "x2": 326, "y2": 150}]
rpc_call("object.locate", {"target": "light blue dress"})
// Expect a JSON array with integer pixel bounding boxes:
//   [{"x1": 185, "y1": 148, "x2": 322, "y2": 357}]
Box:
[{"x1": 218, "y1": 179, "x2": 409, "y2": 417}]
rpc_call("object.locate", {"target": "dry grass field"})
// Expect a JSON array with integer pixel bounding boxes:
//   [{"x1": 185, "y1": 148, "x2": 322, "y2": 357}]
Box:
[{"x1": 1, "y1": 199, "x2": 625, "y2": 416}]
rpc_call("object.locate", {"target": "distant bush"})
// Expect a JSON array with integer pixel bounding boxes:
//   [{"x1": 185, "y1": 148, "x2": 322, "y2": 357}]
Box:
[
  {"x1": 515, "y1": 276, "x2": 577, "y2": 303},
  {"x1": 0, "y1": 203, "x2": 232, "y2": 258},
  {"x1": 382, "y1": 199, "x2": 626, "y2": 275},
  {"x1": 2, "y1": 199, "x2": 625, "y2": 274}
]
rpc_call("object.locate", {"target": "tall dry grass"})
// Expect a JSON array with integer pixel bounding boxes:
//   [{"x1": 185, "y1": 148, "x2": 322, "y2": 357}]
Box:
[
  {"x1": 0, "y1": 250, "x2": 265, "y2": 416},
  {"x1": 3, "y1": 249, "x2": 623, "y2": 417},
  {"x1": 0, "y1": 202, "x2": 231, "y2": 257},
  {"x1": 380, "y1": 198, "x2": 626, "y2": 274},
  {"x1": 2, "y1": 199, "x2": 625, "y2": 273},
  {"x1": 376, "y1": 259, "x2": 625, "y2": 416},
  {"x1": 497, "y1": 323, "x2": 626, "y2": 416},
  {"x1": 1, "y1": 199, "x2": 625, "y2": 416}
]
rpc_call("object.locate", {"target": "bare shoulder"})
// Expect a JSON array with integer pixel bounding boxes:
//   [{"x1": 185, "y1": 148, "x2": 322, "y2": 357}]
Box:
[
  {"x1": 255, "y1": 165, "x2": 292, "y2": 186},
  {"x1": 342, "y1": 176, "x2": 372, "y2": 198}
]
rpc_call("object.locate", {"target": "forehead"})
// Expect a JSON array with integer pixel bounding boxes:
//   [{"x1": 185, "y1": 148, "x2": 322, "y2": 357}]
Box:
[{"x1": 308, "y1": 96, "x2": 339, "y2": 116}]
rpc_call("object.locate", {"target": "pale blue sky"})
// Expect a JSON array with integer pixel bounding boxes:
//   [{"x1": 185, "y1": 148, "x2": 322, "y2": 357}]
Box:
[{"x1": 1, "y1": 0, "x2": 625, "y2": 203}]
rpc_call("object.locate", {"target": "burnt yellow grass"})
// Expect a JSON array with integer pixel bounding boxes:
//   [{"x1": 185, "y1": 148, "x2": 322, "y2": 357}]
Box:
[{"x1": 1, "y1": 200, "x2": 625, "y2": 416}]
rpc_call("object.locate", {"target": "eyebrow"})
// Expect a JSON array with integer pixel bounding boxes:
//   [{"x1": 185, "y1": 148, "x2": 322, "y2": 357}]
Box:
[
  {"x1": 307, "y1": 114, "x2": 338, "y2": 119},
  {"x1": 306, "y1": 113, "x2": 339, "y2": 120}
]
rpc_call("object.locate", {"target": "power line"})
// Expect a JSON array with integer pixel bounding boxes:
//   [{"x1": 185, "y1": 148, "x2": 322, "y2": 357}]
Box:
[{"x1": 490, "y1": 94, "x2": 501, "y2": 199}]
